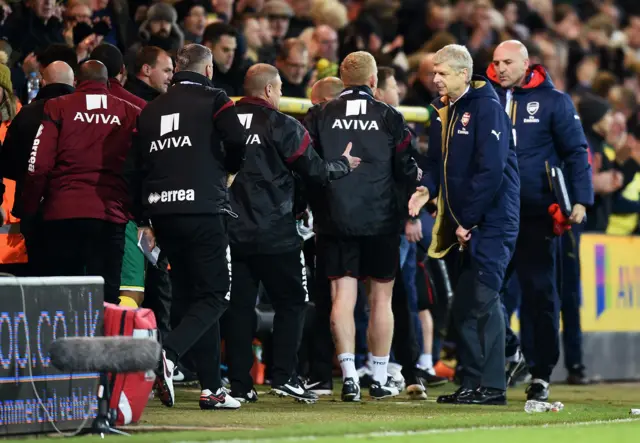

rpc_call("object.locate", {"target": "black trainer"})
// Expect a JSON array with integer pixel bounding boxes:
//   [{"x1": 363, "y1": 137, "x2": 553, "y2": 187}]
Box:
[
  {"x1": 526, "y1": 380, "x2": 550, "y2": 401},
  {"x1": 341, "y1": 377, "x2": 361, "y2": 402},
  {"x1": 173, "y1": 363, "x2": 198, "y2": 386},
  {"x1": 303, "y1": 378, "x2": 333, "y2": 396},
  {"x1": 566, "y1": 365, "x2": 590, "y2": 385},
  {"x1": 231, "y1": 388, "x2": 259, "y2": 403},
  {"x1": 415, "y1": 367, "x2": 448, "y2": 387},
  {"x1": 271, "y1": 378, "x2": 318, "y2": 404},
  {"x1": 369, "y1": 378, "x2": 400, "y2": 400}
]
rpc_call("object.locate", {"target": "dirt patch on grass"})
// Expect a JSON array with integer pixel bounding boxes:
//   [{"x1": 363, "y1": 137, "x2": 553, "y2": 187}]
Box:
[{"x1": 119, "y1": 425, "x2": 263, "y2": 433}]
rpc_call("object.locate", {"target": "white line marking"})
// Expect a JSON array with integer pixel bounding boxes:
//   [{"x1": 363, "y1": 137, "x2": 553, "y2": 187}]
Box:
[{"x1": 174, "y1": 418, "x2": 640, "y2": 443}]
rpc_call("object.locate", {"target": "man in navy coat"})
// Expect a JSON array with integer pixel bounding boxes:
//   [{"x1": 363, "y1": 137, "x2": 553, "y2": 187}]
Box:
[
  {"x1": 409, "y1": 44, "x2": 520, "y2": 405},
  {"x1": 487, "y1": 40, "x2": 593, "y2": 401}
]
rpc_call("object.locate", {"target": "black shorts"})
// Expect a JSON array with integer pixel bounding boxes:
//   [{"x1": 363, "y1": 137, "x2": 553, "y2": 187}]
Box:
[{"x1": 315, "y1": 234, "x2": 399, "y2": 282}]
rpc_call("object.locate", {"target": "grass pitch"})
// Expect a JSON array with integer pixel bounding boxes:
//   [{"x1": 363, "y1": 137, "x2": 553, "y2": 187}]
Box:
[{"x1": 44, "y1": 382, "x2": 640, "y2": 442}]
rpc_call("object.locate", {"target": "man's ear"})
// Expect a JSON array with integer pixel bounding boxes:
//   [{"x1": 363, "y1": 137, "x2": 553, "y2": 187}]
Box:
[
  {"x1": 142, "y1": 64, "x2": 152, "y2": 77},
  {"x1": 369, "y1": 73, "x2": 377, "y2": 89}
]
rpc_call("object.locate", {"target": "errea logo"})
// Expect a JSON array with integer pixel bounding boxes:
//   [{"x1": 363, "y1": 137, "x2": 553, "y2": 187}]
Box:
[
  {"x1": 28, "y1": 124, "x2": 45, "y2": 173},
  {"x1": 148, "y1": 189, "x2": 195, "y2": 204},
  {"x1": 148, "y1": 193, "x2": 161, "y2": 204}
]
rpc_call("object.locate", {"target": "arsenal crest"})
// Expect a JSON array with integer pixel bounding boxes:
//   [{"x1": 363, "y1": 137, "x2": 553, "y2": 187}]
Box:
[
  {"x1": 527, "y1": 102, "x2": 539, "y2": 115},
  {"x1": 461, "y1": 112, "x2": 471, "y2": 126}
]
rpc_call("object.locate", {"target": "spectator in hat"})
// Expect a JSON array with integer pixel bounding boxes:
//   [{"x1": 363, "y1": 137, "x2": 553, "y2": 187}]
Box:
[
  {"x1": 0, "y1": 64, "x2": 18, "y2": 130},
  {"x1": 0, "y1": 40, "x2": 12, "y2": 66},
  {"x1": 578, "y1": 93, "x2": 638, "y2": 231},
  {"x1": 257, "y1": 0, "x2": 294, "y2": 64},
  {"x1": 125, "y1": 2, "x2": 184, "y2": 76},
  {"x1": 606, "y1": 113, "x2": 640, "y2": 235},
  {"x1": 178, "y1": 1, "x2": 207, "y2": 45}
]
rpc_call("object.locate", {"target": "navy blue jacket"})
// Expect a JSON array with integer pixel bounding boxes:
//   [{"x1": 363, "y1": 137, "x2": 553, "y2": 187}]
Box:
[
  {"x1": 487, "y1": 64, "x2": 594, "y2": 217},
  {"x1": 421, "y1": 75, "x2": 520, "y2": 292}
]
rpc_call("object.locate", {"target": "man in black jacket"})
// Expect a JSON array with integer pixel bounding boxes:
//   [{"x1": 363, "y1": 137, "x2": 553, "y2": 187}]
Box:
[
  {"x1": 0, "y1": 61, "x2": 74, "y2": 276},
  {"x1": 304, "y1": 51, "x2": 420, "y2": 402},
  {"x1": 125, "y1": 44, "x2": 247, "y2": 411},
  {"x1": 224, "y1": 63, "x2": 359, "y2": 404}
]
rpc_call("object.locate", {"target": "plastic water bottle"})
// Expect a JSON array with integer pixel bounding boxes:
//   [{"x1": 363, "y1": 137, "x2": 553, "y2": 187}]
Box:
[
  {"x1": 525, "y1": 400, "x2": 565, "y2": 413},
  {"x1": 26, "y1": 72, "x2": 40, "y2": 104},
  {"x1": 525, "y1": 400, "x2": 551, "y2": 413}
]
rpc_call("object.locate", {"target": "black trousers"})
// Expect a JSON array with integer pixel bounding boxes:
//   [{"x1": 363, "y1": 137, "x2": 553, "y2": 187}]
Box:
[
  {"x1": 40, "y1": 218, "x2": 125, "y2": 304},
  {"x1": 512, "y1": 217, "x2": 560, "y2": 381},
  {"x1": 450, "y1": 249, "x2": 506, "y2": 391},
  {"x1": 23, "y1": 213, "x2": 46, "y2": 277},
  {"x1": 225, "y1": 247, "x2": 308, "y2": 392},
  {"x1": 151, "y1": 214, "x2": 230, "y2": 392},
  {"x1": 142, "y1": 252, "x2": 173, "y2": 343}
]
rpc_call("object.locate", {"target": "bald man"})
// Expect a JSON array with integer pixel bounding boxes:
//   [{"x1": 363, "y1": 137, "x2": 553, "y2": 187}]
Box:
[
  {"x1": 0, "y1": 61, "x2": 76, "y2": 275},
  {"x1": 21, "y1": 59, "x2": 140, "y2": 302},
  {"x1": 310, "y1": 77, "x2": 343, "y2": 105},
  {"x1": 303, "y1": 51, "x2": 419, "y2": 402},
  {"x1": 404, "y1": 54, "x2": 438, "y2": 107},
  {"x1": 224, "y1": 63, "x2": 358, "y2": 404},
  {"x1": 312, "y1": 25, "x2": 339, "y2": 63},
  {"x1": 487, "y1": 40, "x2": 593, "y2": 401}
]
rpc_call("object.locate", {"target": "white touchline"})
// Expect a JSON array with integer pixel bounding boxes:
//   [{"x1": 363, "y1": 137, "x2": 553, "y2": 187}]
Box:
[{"x1": 174, "y1": 418, "x2": 640, "y2": 443}]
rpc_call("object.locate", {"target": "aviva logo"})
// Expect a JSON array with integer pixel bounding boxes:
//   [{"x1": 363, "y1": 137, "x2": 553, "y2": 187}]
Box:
[{"x1": 594, "y1": 243, "x2": 640, "y2": 318}]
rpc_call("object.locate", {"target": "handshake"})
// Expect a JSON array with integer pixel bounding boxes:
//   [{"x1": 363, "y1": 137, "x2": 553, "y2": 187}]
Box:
[{"x1": 408, "y1": 186, "x2": 471, "y2": 245}]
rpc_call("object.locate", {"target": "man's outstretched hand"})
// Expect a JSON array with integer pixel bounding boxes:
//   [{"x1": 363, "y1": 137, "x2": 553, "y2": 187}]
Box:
[
  {"x1": 343, "y1": 142, "x2": 361, "y2": 169},
  {"x1": 408, "y1": 186, "x2": 430, "y2": 217}
]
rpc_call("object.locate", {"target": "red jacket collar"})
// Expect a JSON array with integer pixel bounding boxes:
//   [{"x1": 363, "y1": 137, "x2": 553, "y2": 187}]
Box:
[
  {"x1": 75, "y1": 80, "x2": 110, "y2": 94},
  {"x1": 237, "y1": 96, "x2": 276, "y2": 110},
  {"x1": 486, "y1": 64, "x2": 547, "y2": 90}
]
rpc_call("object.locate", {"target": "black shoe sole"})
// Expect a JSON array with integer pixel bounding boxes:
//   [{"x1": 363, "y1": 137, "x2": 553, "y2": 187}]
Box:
[
  {"x1": 459, "y1": 399, "x2": 508, "y2": 406},
  {"x1": 153, "y1": 378, "x2": 174, "y2": 408},
  {"x1": 370, "y1": 391, "x2": 400, "y2": 400},
  {"x1": 199, "y1": 403, "x2": 241, "y2": 410},
  {"x1": 341, "y1": 392, "x2": 361, "y2": 402},
  {"x1": 270, "y1": 388, "x2": 318, "y2": 404},
  {"x1": 426, "y1": 379, "x2": 449, "y2": 388}
]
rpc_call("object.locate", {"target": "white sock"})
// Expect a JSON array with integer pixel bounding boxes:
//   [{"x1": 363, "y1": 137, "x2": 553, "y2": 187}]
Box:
[
  {"x1": 367, "y1": 352, "x2": 373, "y2": 368},
  {"x1": 371, "y1": 355, "x2": 389, "y2": 385},
  {"x1": 418, "y1": 353, "x2": 433, "y2": 370},
  {"x1": 201, "y1": 389, "x2": 212, "y2": 396},
  {"x1": 338, "y1": 353, "x2": 358, "y2": 381}
]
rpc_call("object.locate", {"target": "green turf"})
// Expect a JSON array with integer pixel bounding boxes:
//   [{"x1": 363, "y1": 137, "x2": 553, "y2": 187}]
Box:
[
  {"x1": 42, "y1": 382, "x2": 639, "y2": 442},
  {"x1": 235, "y1": 421, "x2": 640, "y2": 443}
]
